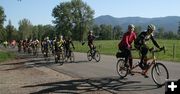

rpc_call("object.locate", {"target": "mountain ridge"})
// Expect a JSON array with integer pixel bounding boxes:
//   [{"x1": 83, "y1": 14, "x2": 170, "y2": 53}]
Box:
[{"x1": 94, "y1": 15, "x2": 180, "y2": 32}]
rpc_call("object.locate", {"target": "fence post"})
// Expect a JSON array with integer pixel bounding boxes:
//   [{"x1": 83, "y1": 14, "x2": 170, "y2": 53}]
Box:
[{"x1": 173, "y1": 43, "x2": 176, "y2": 59}]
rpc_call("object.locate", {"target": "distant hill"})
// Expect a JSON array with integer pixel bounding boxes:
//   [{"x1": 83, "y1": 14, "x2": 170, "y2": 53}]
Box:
[{"x1": 94, "y1": 15, "x2": 180, "y2": 32}]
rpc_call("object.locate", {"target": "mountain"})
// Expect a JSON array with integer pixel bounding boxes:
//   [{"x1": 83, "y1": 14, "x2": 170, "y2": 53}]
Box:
[{"x1": 94, "y1": 15, "x2": 180, "y2": 32}]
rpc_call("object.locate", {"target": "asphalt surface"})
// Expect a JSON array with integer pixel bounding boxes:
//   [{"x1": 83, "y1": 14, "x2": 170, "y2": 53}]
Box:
[{"x1": 2, "y1": 46, "x2": 180, "y2": 94}]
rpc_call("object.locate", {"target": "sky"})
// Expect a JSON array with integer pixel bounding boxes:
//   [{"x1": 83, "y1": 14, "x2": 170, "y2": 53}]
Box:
[{"x1": 0, "y1": 0, "x2": 180, "y2": 28}]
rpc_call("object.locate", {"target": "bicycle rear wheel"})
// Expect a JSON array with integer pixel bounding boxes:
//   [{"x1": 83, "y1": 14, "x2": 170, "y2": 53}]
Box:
[
  {"x1": 116, "y1": 59, "x2": 128, "y2": 78},
  {"x1": 94, "y1": 51, "x2": 100, "y2": 62},
  {"x1": 87, "y1": 50, "x2": 92, "y2": 61},
  {"x1": 151, "y1": 62, "x2": 169, "y2": 86}
]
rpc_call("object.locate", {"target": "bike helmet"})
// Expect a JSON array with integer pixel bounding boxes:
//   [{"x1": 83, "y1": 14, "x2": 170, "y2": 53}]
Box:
[
  {"x1": 60, "y1": 35, "x2": 63, "y2": 39},
  {"x1": 148, "y1": 24, "x2": 156, "y2": 31},
  {"x1": 89, "y1": 30, "x2": 93, "y2": 34},
  {"x1": 128, "y1": 24, "x2": 135, "y2": 28}
]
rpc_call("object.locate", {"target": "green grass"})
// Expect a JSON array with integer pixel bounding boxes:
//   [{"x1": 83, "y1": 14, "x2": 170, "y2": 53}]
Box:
[
  {"x1": 74, "y1": 39, "x2": 180, "y2": 62},
  {"x1": 0, "y1": 51, "x2": 15, "y2": 62}
]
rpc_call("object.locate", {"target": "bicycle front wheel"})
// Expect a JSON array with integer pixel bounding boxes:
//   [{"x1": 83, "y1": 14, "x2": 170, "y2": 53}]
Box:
[
  {"x1": 87, "y1": 50, "x2": 92, "y2": 61},
  {"x1": 116, "y1": 59, "x2": 128, "y2": 78},
  {"x1": 94, "y1": 51, "x2": 101, "y2": 62},
  {"x1": 151, "y1": 63, "x2": 169, "y2": 86}
]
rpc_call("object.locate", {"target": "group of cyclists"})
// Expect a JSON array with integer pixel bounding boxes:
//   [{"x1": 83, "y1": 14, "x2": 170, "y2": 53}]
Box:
[
  {"x1": 16, "y1": 35, "x2": 76, "y2": 62},
  {"x1": 11, "y1": 30, "x2": 97, "y2": 63},
  {"x1": 2, "y1": 24, "x2": 163, "y2": 75},
  {"x1": 17, "y1": 39, "x2": 39, "y2": 54},
  {"x1": 118, "y1": 24, "x2": 164, "y2": 77},
  {"x1": 41, "y1": 36, "x2": 75, "y2": 61}
]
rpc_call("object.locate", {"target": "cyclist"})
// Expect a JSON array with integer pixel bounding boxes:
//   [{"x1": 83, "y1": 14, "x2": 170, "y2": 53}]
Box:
[
  {"x1": 88, "y1": 30, "x2": 96, "y2": 51},
  {"x1": 118, "y1": 24, "x2": 137, "y2": 72},
  {"x1": 3, "y1": 41, "x2": 8, "y2": 48},
  {"x1": 64, "y1": 36, "x2": 75, "y2": 58},
  {"x1": 51, "y1": 37, "x2": 57, "y2": 55},
  {"x1": 32, "y1": 39, "x2": 39, "y2": 54},
  {"x1": 17, "y1": 40, "x2": 23, "y2": 52},
  {"x1": 134, "y1": 24, "x2": 163, "y2": 71},
  {"x1": 23, "y1": 39, "x2": 28, "y2": 53},
  {"x1": 57, "y1": 35, "x2": 64, "y2": 51},
  {"x1": 42, "y1": 37, "x2": 51, "y2": 57}
]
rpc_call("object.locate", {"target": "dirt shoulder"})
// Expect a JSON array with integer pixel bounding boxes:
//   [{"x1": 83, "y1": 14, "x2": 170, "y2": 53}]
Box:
[{"x1": 0, "y1": 58, "x2": 76, "y2": 94}]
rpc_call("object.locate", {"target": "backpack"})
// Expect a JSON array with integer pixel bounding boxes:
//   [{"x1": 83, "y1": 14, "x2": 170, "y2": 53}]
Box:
[{"x1": 116, "y1": 51, "x2": 125, "y2": 58}]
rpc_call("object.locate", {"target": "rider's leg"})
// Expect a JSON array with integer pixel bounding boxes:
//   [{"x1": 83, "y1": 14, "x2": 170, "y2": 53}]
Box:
[
  {"x1": 88, "y1": 43, "x2": 92, "y2": 51},
  {"x1": 88, "y1": 43, "x2": 93, "y2": 54},
  {"x1": 128, "y1": 50, "x2": 133, "y2": 70},
  {"x1": 140, "y1": 47, "x2": 149, "y2": 78},
  {"x1": 140, "y1": 46, "x2": 148, "y2": 69}
]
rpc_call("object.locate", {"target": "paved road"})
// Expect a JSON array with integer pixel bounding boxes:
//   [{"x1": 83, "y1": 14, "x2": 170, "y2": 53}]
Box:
[{"x1": 21, "y1": 51, "x2": 180, "y2": 94}]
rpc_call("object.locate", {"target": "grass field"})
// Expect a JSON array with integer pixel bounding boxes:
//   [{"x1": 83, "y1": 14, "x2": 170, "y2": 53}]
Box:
[
  {"x1": 0, "y1": 50, "x2": 15, "y2": 62},
  {"x1": 74, "y1": 39, "x2": 180, "y2": 62}
]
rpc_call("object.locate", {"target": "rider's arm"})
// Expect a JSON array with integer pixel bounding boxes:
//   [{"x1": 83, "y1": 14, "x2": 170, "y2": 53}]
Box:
[
  {"x1": 150, "y1": 35, "x2": 160, "y2": 48},
  {"x1": 125, "y1": 34, "x2": 130, "y2": 48}
]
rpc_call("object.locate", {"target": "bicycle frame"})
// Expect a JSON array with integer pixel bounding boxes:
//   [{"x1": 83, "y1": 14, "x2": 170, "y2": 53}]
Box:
[{"x1": 130, "y1": 48, "x2": 162, "y2": 75}]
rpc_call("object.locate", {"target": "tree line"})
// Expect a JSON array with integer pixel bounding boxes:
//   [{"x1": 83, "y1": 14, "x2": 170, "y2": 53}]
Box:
[{"x1": 1, "y1": 0, "x2": 180, "y2": 43}]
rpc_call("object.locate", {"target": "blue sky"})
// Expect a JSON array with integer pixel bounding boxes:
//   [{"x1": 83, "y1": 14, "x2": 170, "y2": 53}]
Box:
[{"x1": 0, "y1": 0, "x2": 180, "y2": 28}]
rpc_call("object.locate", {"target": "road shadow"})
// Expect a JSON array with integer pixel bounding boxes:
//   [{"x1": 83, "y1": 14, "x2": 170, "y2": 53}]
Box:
[
  {"x1": 62, "y1": 60, "x2": 90, "y2": 64},
  {"x1": 1, "y1": 57, "x2": 58, "y2": 71},
  {"x1": 0, "y1": 58, "x2": 44, "y2": 66},
  {"x1": 22, "y1": 76, "x2": 161, "y2": 94}
]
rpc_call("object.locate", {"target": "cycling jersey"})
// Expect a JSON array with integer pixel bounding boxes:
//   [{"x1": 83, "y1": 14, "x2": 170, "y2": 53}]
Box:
[
  {"x1": 134, "y1": 31, "x2": 160, "y2": 49},
  {"x1": 88, "y1": 34, "x2": 95, "y2": 44},
  {"x1": 58, "y1": 39, "x2": 64, "y2": 47},
  {"x1": 119, "y1": 31, "x2": 136, "y2": 49}
]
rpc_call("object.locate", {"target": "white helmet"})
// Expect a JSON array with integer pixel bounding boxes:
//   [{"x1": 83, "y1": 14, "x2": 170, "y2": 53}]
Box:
[
  {"x1": 128, "y1": 24, "x2": 135, "y2": 28},
  {"x1": 148, "y1": 24, "x2": 156, "y2": 31},
  {"x1": 60, "y1": 35, "x2": 63, "y2": 40}
]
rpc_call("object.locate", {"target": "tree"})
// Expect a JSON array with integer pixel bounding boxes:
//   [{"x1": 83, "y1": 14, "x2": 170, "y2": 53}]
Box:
[
  {"x1": 113, "y1": 25, "x2": 123, "y2": 40},
  {"x1": 0, "y1": 28, "x2": 6, "y2": 41},
  {"x1": 52, "y1": 0, "x2": 94, "y2": 41},
  {"x1": 164, "y1": 31, "x2": 175, "y2": 39},
  {"x1": 18, "y1": 19, "x2": 33, "y2": 40},
  {"x1": 92, "y1": 24, "x2": 100, "y2": 39},
  {"x1": 0, "y1": 6, "x2": 6, "y2": 30},
  {"x1": 5, "y1": 20, "x2": 16, "y2": 41},
  {"x1": 134, "y1": 25, "x2": 142, "y2": 35},
  {"x1": 99, "y1": 24, "x2": 113, "y2": 40},
  {"x1": 0, "y1": 6, "x2": 6, "y2": 41},
  {"x1": 42, "y1": 25, "x2": 55, "y2": 40},
  {"x1": 32, "y1": 25, "x2": 39, "y2": 40},
  {"x1": 36, "y1": 25, "x2": 44, "y2": 40},
  {"x1": 178, "y1": 21, "x2": 180, "y2": 38},
  {"x1": 157, "y1": 27, "x2": 164, "y2": 39},
  {"x1": 32, "y1": 24, "x2": 55, "y2": 40}
]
